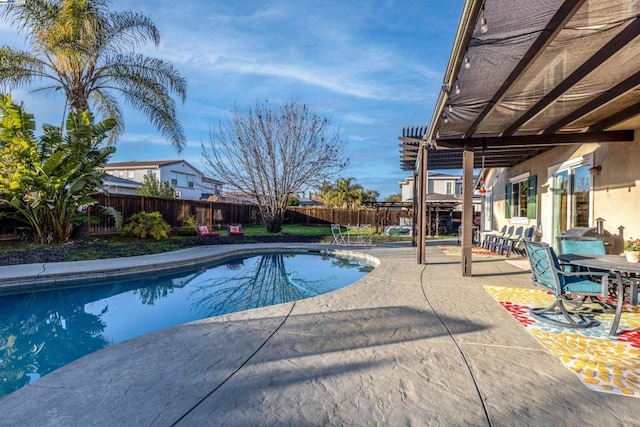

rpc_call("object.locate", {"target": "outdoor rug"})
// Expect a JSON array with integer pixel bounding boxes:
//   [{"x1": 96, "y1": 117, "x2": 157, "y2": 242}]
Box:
[
  {"x1": 485, "y1": 285, "x2": 640, "y2": 398},
  {"x1": 438, "y1": 246, "x2": 515, "y2": 257}
]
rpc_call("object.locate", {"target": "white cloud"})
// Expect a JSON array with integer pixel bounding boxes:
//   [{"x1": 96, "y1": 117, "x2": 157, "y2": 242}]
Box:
[{"x1": 0, "y1": 0, "x2": 464, "y2": 198}]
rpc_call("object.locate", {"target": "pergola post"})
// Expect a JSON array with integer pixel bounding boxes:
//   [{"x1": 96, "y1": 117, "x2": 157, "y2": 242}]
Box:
[
  {"x1": 461, "y1": 144, "x2": 474, "y2": 276},
  {"x1": 411, "y1": 169, "x2": 418, "y2": 247},
  {"x1": 416, "y1": 144, "x2": 428, "y2": 264}
]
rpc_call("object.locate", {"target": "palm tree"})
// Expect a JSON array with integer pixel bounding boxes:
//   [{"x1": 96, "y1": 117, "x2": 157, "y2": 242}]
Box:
[
  {"x1": 334, "y1": 177, "x2": 363, "y2": 209},
  {"x1": 0, "y1": 0, "x2": 187, "y2": 150},
  {"x1": 316, "y1": 180, "x2": 338, "y2": 207}
]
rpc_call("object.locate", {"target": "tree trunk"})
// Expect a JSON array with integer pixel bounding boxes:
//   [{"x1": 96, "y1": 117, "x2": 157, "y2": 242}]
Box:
[{"x1": 264, "y1": 215, "x2": 283, "y2": 233}]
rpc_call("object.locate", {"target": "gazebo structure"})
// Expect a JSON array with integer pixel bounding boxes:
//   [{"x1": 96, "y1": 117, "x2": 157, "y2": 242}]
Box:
[
  {"x1": 403, "y1": 0, "x2": 640, "y2": 275},
  {"x1": 399, "y1": 126, "x2": 462, "y2": 240}
]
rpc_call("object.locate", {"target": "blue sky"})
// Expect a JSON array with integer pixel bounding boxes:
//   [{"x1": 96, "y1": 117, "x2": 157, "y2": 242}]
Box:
[{"x1": 0, "y1": 0, "x2": 464, "y2": 199}]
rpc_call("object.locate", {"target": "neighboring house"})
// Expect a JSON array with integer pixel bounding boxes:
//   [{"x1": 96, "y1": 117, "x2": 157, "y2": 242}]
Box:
[
  {"x1": 298, "y1": 198, "x2": 324, "y2": 207},
  {"x1": 103, "y1": 160, "x2": 224, "y2": 201},
  {"x1": 399, "y1": 174, "x2": 481, "y2": 211},
  {"x1": 216, "y1": 192, "x2": 256, "y2": 205},
  {"x1": 101, "y1": 175, "x2": 140, "y2": 196},
  {"x1": 399, "y1": 173, "x2": 462, "y2": 201}
]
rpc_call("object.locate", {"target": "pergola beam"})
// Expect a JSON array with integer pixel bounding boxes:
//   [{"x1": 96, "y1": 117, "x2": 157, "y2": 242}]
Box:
[
  {"x1": 463, "y1": 0, "x2": 586, "y2": 138},
  {"x1": 590, "y1": 102, "x2": 640, "y2": 131},
  {"x1": 436, "y1": 129, "x2": 634, "y2": 148},
  {"x1": 503, "y1": 16, "x2": 640, "y2": 136},
  {"x1": 543, "y1": 70, "x2": 640, "y2": 134}
]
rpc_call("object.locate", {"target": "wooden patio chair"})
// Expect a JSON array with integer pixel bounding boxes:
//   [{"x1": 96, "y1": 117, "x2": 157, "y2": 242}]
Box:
[
  {"x1": 228, "y1": 223, "x2": 245, "y2": 236},
  {"x1": 482, "y1": 225, "x2": 506, "y2": 250},
  {"x1": 511, "y1": 226, "x2": 535, "y2": 256},
  {"x1": 490, "y1": 225, "x2": 513, "y2": 252},
  {"x1": 497, "y1": 226, "x2": 524, "y2": 257},
  {"x1": 197, "y1": 225, "x2": 220, "y2": 237}
]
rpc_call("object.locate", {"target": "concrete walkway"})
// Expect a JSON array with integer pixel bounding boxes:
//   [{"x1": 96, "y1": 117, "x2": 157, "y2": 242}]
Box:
[{"x1": 0, "y1": 241, "x2": 639, "y2": 426}]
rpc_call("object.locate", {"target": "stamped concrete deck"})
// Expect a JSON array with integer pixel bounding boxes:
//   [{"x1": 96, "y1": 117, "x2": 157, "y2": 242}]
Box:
[{"x1": 0, "y1": 240, "x2": 639, "y2": 426}]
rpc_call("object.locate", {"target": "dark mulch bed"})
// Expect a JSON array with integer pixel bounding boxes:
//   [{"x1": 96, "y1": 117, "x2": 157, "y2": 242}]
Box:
[{"x1": 0, "y1": 235, "x2": 333, "y2": 267}]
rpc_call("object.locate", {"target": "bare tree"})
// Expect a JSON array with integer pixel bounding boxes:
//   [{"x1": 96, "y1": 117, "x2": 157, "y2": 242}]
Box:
[{"x1": 202, "y1": 100, "x2": 347, "y2": 232}]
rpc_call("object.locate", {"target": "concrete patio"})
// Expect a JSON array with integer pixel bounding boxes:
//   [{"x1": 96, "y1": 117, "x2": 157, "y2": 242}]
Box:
[{"x1": 0, "y1": 240, "x2": 638, "y2": 426}]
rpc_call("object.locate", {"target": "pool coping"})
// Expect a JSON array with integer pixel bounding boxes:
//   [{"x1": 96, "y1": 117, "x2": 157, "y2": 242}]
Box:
[{"x1": 0, "y1": 242, "x2": 379, "y2": 293}]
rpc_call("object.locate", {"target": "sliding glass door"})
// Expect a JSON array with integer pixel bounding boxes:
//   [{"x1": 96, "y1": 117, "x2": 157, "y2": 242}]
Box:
[
  {"x1": 550, "y1": 164, "x2": 591, "y2": 249},
  {"x1": 551, "y1": 170, "x2": 568, "y2": 249},
  {"x1": 573, "y1": 165, "x2": 591, "y2": 227}
]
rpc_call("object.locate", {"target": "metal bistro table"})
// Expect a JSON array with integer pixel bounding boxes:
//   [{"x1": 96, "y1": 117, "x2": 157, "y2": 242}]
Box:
[{"x1": 558, "y1": 254, "x2": 640, "y2": 335}]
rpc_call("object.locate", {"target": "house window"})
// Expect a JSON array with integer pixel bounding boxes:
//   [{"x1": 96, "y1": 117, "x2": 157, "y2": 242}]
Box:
[
  {"x1": 505, "y1": 175, "x2": 537, "y2": 219},
  {"x1": 127, "y1": 170, "x2": 135, "y2": 179},
  {"x1": 170, "y1": 172, "x2": 195, "y2": 188},
  {"x1": 446, "y1": 182, "x2": 453, "y2": 195}
]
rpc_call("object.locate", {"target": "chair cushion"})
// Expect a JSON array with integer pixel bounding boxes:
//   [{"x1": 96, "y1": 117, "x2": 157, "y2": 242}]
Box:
[
  {"x1": 559, "y1": 239, "x2": 606, "y2": 255},
  {"x1": 198, "y1": 225, "x2": 220, "y2": 237},
  {"x1": 229, "y1": 225, "x2": 244, "y2": 235},
  {"x1": 563, "y1": 276, "x2": 604, "y2": 295}
]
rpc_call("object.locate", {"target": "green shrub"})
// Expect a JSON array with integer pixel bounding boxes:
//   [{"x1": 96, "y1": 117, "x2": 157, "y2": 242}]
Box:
[
  {"x1": 176, "y1": 215, "x2": 198, "y2": 236},
  {"x1": 121, "y1": 211, "x2": 171, "y2": 240},
  {"x1": 177, "y1": 226, "x2": 197, "y2": 236}
]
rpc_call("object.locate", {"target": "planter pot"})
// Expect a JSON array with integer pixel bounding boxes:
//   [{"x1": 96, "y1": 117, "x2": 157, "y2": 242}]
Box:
[{"x1": 624, "y1": 250, "x2": 640, "y2": 263}]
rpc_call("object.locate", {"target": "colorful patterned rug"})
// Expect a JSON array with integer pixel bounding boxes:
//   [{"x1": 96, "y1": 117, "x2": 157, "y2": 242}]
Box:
[
  {"x1": 438, "y1": 246, "x2": 517, "y2": 257},
  {"x1": 485, "y1": 286, "x2": 640, "y2": 397}
]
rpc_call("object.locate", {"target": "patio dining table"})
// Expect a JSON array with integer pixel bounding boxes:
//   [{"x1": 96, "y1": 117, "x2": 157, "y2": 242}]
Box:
[{"x1": 558, "y1": 253, "x2": 640, "y2": 335}]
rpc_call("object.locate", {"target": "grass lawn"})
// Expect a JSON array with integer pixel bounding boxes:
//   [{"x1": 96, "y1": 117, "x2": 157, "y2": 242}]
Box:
[
  {"x1": 238, "y1": 224, "x2": 333, "y2": 237},
  {"x1": 0, "y1": 223, "x2": 415, "y2": 266}
]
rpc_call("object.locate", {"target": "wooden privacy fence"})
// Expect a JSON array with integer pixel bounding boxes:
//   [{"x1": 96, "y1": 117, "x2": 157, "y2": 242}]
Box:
[
  {"x1": 88, "y1": 194, "x2": 260, "y2": 234},
  {"x1": 0, "y1": 195, "x2": 411, "y2": 238},
  {"x1": 286, "y1": 207, "x2": 409, "y2": 234}
]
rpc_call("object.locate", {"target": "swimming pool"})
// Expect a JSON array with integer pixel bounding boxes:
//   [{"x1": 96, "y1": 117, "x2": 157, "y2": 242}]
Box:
[{"x1": 0, "y1": 251, "x2": 374, "y2": 398}]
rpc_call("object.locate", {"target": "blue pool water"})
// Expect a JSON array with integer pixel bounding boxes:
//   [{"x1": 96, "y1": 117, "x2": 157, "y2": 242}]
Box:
[{"x1": 0, "y1": 252, "x2": 374, "y2": 398}]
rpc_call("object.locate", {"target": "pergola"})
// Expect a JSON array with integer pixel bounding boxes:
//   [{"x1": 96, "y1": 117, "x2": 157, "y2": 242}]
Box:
[{"x1": 402, "y1": 0, "x2": 640, "y2": 274}]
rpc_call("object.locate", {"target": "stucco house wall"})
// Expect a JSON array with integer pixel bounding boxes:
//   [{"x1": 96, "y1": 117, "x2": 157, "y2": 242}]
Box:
[
  {"x1": 399, "y1": 177, "x2": 414, "y2": 202},
  {"x1": 484, "y1": 132, "x2": 639, "y2": 255}
]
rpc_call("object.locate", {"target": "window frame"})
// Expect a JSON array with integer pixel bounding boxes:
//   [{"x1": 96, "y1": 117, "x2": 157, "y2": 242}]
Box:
[{"x1": 505, "y1": 173, "x2": 537, "y2": 220}]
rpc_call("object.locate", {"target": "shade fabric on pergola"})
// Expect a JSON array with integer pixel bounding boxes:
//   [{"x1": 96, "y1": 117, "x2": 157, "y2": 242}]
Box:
[{"x1": 405, "y1": 0, "x2": 640, "y2": 272}]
